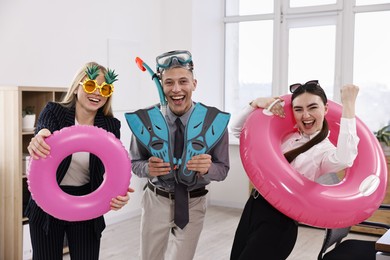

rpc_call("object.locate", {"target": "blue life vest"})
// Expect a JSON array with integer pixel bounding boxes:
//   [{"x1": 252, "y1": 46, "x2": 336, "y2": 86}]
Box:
[{"x1": 125, "y1": 103, "x2": 230, "y2": 186}]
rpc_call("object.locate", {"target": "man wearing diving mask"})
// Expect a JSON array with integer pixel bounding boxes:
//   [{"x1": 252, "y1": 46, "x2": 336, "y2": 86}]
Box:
[{"x1": 128, "y1": 50, "x2": 230, "y2": 260}]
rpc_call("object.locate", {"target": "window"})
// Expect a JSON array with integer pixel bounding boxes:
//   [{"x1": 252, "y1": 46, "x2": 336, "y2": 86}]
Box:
[
  {"x1": 354, "y1": 10, "x2": 390, "y2": 130},
  {"x1": 290, "y1": 0, "x2": 336, "y2": 8},
  {"x1": 288, "y1": 24, "x2": 336, "y2": 99},
  {"x1": 226, "y1": 0, "x2": 274, "y2": 15},
  {"x1": 356, "y1": 0, "x2": 390, "y2": 5},
  {"x1": 225, "y1": 0, "x2": 390, "y2": 132},
  {"x1": 225, "y1": 21, "x2": 273, "y2": 112}
]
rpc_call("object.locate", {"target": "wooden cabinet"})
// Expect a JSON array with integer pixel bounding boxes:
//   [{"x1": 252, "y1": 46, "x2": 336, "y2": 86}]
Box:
[
  {"x1": 0, "y1": 86, "x2": 67, "y2": 260},
  {"x1": 352, "y1": 156, "x2": 390, "y2": 236}
]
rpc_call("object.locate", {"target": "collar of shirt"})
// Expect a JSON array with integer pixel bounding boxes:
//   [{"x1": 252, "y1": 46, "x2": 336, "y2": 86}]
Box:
[
  {"x1": 283, "y1": 128, "x2": 330, "y2": 153},
  {"x1": 166, "y1": 102, "x2": 195, "y2": 126},
  {"x1": 296, "y1": 130, "x2": 320, "y2": 141}
]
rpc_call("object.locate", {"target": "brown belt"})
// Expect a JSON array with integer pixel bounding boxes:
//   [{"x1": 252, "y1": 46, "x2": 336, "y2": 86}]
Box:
[{"x1": 146, "y1": 181, "x2": 208, "y2": 200}]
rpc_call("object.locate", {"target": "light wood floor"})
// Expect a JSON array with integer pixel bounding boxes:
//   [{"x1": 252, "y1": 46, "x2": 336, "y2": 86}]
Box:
[{"x1": 64, "y1": 205, "x2": 378, "y2": 260}]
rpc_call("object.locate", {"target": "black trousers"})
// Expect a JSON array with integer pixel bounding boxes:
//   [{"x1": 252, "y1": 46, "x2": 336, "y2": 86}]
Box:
[
  {"x1": 29, "y1": 184, "x2": 101, "y2": 260},
  {"x1": 230, "y1": 189, "x2": 298, "y2": 260}
]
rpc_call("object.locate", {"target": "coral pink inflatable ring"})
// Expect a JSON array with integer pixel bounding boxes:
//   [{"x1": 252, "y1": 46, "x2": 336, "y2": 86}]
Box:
[
  {"x1": 27, "y1": 125, "x2": 132, "y2": 221},
  {"x1": 240, "y1": 94, "x2": 387, "y2": 228}
]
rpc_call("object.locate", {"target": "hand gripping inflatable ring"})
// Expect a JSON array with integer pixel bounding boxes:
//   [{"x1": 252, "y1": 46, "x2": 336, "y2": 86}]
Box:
[
  {"x1": 240, "y1": 94, "x2": 388, "y2": 228},
  {"x1": 27, "y1": 125, "x2": 132, "y2": 221}
]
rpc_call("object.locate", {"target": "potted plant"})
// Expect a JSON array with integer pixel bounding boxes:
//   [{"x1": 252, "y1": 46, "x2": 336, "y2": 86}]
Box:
[
  {"x1": 22, "y1": 106, "x2": 36, "y2": 131},
  {"x1": 375, "y1": 124, "x2": 390, "y2": 155}
]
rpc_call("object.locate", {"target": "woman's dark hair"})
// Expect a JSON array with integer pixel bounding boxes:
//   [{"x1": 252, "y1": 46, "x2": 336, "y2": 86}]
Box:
[{"x1": 284, "y1": 83, "x2": 329, "y2": 163}]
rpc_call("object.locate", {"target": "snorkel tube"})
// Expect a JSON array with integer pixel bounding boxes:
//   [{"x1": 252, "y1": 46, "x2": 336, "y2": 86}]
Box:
[{"x1": 135, "y1": 57, "x2": 167, "y2": 115}]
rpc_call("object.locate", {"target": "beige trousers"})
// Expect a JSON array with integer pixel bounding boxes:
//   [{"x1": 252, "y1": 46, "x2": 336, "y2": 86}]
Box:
[{"x1": 139, "y1": 187, "x2": 207, "y2": 260}]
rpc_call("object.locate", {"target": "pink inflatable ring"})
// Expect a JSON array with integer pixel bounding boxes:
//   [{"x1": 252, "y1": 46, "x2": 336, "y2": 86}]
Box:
[
  {"x1": 240, "y1": 94, "x2": 387, "y2": 228},
  {"x1": 27, "y1": 125, "x2": 132, "y2": 221}
]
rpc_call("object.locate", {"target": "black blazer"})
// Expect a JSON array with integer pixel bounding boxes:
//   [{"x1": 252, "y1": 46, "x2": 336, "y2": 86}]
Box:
[{"x1": 25, "y1": 102, "x2": 121, "y2": 237}]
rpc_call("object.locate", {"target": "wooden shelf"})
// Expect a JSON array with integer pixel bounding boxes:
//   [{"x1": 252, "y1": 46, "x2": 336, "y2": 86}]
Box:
[{"x1": 0, "y1": 86, "x2": 67, "y2": 260}]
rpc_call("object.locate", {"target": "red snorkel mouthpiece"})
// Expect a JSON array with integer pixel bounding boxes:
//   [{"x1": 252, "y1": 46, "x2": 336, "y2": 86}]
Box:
[{"x1": 135, "y1": 57, "x2": 146, "y2": 72}]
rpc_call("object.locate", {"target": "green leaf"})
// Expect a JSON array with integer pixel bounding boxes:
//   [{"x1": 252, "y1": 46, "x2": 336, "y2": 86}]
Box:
[
  {"x1": 375, "y1": 125, "x2": 390, "y2": 146},
  {"x1": 105, "y1": 69, "x2": 118, "y2": 85},
  {"x1": 86, "y1": 65, "x2": 100, "y2": 80}
]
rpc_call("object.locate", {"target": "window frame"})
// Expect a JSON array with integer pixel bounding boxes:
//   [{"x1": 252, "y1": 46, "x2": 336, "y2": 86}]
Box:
[{"x1": 224, "y1": 0, "x2": 390, "y2": 120}]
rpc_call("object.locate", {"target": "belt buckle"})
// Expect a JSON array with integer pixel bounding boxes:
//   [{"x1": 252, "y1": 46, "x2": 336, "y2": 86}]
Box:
[
  {"x1": 149, "y1": 182, "x2": 158, "y2": 196},
  {"x1": 153, "y1": 186, "x2": 158, "y2": 196}
]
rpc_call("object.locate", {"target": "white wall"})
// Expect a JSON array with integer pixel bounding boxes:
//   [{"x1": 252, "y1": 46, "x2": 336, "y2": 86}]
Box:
[
  {"x1": 191, "y1": 0, "x2": 249, "y2": 208},
  {"x1": 0, "y1": 0, "x2": 249, "y2": 224}
]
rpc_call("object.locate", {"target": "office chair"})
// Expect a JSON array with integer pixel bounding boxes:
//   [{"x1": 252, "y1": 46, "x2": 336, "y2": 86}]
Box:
[{"x1": 317, "y1": 204, "x2": 390, "y2": 260}]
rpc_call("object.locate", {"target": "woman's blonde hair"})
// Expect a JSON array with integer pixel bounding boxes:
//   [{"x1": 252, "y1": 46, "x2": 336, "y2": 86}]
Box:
[{"x1": 60, "y1": 61, "x2": 114, "y2": 117}]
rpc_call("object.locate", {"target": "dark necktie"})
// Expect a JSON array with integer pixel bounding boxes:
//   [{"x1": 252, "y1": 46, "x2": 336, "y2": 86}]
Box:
[{"x1": 174, "y1": 118, "x2": 189, "y2": 229}]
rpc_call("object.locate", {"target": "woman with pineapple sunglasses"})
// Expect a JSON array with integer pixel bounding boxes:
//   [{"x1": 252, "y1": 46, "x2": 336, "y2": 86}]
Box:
[{"x1": 26, "y1": 62, "x2": 133, "y2": 260}]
